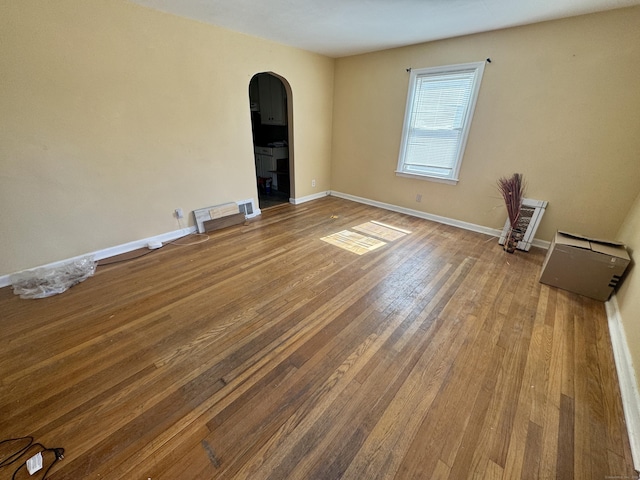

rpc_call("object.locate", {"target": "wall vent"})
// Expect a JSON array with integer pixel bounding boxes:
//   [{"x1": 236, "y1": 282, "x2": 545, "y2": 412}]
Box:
[
  {"x1": 238, "y1": 200, "x2": 254, "y2": 216},
  {"x1": 192, "y1": 199, "x2": 259, "y2": 234},
  {"x1": 499, "y1": 198, "x2": 548, "y2": 251},
  {"x1": 236, "y1": 198, "x2": 259, "y2": 218}
]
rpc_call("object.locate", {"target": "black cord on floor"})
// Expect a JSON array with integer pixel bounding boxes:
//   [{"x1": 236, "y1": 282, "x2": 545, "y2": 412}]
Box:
[
  {"x1": 0, "y1": 436, "x2": 33, "y2": 468},
  {"x1": 0, "y1": 436, "x2": 64, "y2": 480}
]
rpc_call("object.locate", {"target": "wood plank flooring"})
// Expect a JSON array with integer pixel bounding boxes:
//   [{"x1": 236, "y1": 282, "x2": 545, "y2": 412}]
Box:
[{"x1": 0, "y1": 197, "x2": 636, "y2": 479}]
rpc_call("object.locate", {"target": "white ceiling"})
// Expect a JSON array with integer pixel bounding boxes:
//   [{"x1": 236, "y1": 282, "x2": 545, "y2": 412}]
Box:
[{"x1": 129, "y1": 0, "x2": 640, "y2": 57}]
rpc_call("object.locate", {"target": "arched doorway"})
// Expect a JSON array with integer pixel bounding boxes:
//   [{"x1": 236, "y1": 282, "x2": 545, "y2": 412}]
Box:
[{"x1": 249, "y1": 72, "x2": 292, "y2": 210}]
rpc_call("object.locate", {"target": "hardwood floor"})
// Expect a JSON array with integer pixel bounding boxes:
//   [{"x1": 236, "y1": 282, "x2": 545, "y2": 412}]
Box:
[{"x1": 0, "y1": 197, "x2": 636, "y2": 479}]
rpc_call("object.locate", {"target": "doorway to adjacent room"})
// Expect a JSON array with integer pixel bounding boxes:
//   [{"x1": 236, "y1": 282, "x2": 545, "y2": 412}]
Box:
[{"x1": 249, "y1": 72, "x2": 293, "y2": 210}]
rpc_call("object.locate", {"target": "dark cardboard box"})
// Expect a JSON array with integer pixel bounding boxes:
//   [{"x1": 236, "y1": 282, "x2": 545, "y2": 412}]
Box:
[{"x1": 539, "y1": 231, "x2": 631, "y2": 301}]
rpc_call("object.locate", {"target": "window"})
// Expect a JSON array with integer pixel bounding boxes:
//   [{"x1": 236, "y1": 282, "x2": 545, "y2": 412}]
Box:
[{"x1": 396, "y1": 62, "x2": 485, "y2": 184}]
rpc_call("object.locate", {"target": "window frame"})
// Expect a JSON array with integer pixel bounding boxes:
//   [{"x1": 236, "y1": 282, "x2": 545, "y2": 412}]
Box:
[{"x1": 396, "y1": 62, "x2": 486, "y2": 185}]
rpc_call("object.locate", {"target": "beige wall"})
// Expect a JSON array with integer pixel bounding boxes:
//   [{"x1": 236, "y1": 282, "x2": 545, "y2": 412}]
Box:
[
  {"x1": 331, "y1": 7, "x2": 640, "y2": 241},
  {"x1": 0, "y1": 0, "x2": 334, "y2": 276},
  {"x1": 616, "y1": 192, "x2": 640, "y2": 382},
  {"x1": 2, "y1": 2, "x2": 639, "y2": 279}
]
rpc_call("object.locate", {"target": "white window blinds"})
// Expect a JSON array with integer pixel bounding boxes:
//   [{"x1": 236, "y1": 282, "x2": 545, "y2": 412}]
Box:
[{"x1": 397, "y1": 62, "x2": 485, "y2": 184}]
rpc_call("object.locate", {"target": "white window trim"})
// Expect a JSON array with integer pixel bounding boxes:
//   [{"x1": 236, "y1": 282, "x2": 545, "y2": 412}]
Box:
[{"x1": 396, "y1": 62, "x2": 486, "y2": 185}]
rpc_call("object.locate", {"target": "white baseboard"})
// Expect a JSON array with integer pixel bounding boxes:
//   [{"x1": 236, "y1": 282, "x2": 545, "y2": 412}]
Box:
[
  {"x1": 329, "y1": 191, "x2": 550, "y2": 249},
  {"x1": 2, "y1": 191, "x2": 546, "y2": 289},
  {"x1": 0, "y1": 226, "x2": 197, "y2": 289},
  {"x1": 606, "y1": 295, "x2": 640, "y2": 471},
  {"x1": 291, "y1": 191, "x2": 331, "y2": 205}
]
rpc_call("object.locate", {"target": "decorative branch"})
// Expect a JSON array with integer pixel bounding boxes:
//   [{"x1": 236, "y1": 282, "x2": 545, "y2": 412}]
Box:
[{"x1": 497, "y1": 173, "x2": 525, "y2": 228}]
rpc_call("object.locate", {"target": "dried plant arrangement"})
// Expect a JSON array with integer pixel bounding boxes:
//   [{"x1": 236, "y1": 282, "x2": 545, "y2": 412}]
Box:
[{"x1": 497, "y1": 173, "x2": 526, "y2": 253}]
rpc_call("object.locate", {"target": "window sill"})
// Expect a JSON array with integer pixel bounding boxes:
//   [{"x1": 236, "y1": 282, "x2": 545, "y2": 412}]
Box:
[{"x1": 395, "y1": 171, "x2": 459, "y2": 185}]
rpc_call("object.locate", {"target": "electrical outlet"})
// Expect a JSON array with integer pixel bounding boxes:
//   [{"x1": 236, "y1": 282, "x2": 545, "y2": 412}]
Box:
[
  {"x1": 175, "y1": 208, "x2": 184, "y2": 219},
  {"x1": 312, "y1": 179, "x2": 316, "y2": 187},
  {"x1": 416, "y1": 194, "x2": 422, "y2": 203}
]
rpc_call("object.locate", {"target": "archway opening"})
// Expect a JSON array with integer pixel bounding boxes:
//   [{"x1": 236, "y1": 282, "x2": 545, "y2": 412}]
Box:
[{"x1": 248, "y1": 72, "x2": 292, "y2": 209}]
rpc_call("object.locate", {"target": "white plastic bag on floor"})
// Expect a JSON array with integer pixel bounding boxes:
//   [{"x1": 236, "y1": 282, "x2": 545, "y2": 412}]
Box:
[{"x1": 10, "y1": 256, "x2": 97, "y2": 299}]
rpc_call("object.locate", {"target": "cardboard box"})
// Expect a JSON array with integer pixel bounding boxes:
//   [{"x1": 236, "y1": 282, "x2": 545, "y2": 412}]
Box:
[{"x1": 539, "y1": 231, "x2": 630, "y2": 301}]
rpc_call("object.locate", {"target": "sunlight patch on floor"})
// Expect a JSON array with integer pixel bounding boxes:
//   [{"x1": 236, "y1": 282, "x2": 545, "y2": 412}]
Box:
[
  {"x1": 352, "y1": 221, "x2": 411, "y2": 241},
  {"x1": 321, "y1": 220, "x2": 410, "y2": 255}
]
